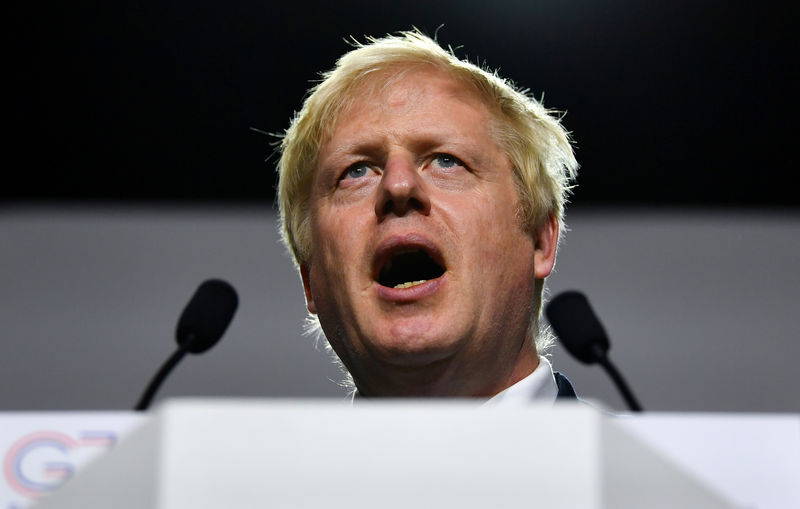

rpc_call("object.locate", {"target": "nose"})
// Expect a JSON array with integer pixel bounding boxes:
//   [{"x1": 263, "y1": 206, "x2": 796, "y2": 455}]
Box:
[{"x1": 374, "y1": 154, "x2": 431, "y2": 218}]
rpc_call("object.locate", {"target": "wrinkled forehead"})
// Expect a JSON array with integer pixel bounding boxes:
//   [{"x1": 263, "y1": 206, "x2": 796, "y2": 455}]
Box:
[{"x1": 321, "y1": 65, "x2": 501, "y2": 146}]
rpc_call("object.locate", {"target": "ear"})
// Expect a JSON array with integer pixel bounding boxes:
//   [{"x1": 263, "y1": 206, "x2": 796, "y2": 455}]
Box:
[
  {"x1": 533, "y1": 213, "x2": 559, "y2": 279},
  {"x1": 300, "y1": 263, "x2": 317, "y2": 314}
]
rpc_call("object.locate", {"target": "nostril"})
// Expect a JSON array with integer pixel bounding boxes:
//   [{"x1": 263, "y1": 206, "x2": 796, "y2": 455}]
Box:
[
  {"x1": 377, "y1": 190, "x2": 430, "y2": 218},
  {"x1": 380, "y1": 198, "x2": 395, "y2": 217}
]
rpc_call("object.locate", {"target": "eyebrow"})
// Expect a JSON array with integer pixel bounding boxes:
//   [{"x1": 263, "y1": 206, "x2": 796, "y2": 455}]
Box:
[{"x1": 323, "y1": 140, "x2": 386, "y2": 161}]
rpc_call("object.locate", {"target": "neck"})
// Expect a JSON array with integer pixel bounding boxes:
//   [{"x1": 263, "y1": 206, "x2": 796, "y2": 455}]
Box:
[{"x1": 353, "y1": 343, "x2": 540, "y2": 398}]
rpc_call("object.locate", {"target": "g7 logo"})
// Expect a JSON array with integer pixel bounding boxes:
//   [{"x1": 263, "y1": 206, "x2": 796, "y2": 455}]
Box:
[{"x1": 3, "y1": 430, "x2": 116, "y2": 499}]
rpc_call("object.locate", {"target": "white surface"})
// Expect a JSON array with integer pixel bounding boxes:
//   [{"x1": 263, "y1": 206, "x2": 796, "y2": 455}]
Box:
[
  {"x1": 618, "y1": 414, "x2": 800, "y2": 509},
  {"x1": 36, "y1": 399, "x2": 732, "y2": 509},
  {"x1": 0, "y1": 412, "x2": 145, "y2": 508}
]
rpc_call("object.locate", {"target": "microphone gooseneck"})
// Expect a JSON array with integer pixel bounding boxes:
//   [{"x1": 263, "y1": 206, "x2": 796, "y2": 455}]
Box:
[
  {"x1": 545, "y1": 291, "x2": 643, "y2": 412},
  {"x1": 134, "y1": 279, "x2": 239, "y2": 411}
]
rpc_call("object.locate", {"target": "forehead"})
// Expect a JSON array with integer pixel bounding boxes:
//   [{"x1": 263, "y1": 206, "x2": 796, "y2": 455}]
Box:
[
  {"x1": 323, "y1": 67, "x2": 498, "y2": 148},
  {"x1": 364, "y1": 66, "x2": 477, "y2": 104}
]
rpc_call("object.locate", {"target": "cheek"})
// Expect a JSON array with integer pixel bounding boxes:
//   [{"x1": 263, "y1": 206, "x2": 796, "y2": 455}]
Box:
[
  {"x1": 310, "y1": 210, "x2": 368, "y2": 286},
  {"x1": 474, "y1": 197, "x2": 536, "y2": 283},
  {"x1": 313, "y1": 207, "x2": 349, "y2": 255}
]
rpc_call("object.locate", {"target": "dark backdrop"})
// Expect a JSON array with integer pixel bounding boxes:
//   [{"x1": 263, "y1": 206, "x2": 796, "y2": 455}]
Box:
[{"x1": 6, "y1": 1, "x2": 797, "y2": 207}]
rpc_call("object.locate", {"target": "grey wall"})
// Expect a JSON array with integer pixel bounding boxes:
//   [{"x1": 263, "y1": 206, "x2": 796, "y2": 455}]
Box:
[{"x1": 1, "y1": 206, "x2": 798, "y2": 412}]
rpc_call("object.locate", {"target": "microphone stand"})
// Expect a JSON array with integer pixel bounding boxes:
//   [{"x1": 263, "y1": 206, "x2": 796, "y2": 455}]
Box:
[
  {"x1": 134, "y1": 334, "x2": 196, "y2": 412},
  {"x1": 592, "y1": 344, "x2": 643, "y2": 412}
]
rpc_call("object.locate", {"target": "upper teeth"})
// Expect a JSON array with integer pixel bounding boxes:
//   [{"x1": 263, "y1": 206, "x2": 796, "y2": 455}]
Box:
[{"x1": 394, "y1": 280, "x2": 427, "y2": 289}]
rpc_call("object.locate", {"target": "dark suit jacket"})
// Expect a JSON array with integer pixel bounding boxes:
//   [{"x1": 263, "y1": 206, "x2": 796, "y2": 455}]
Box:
[{"x1": 554, "y1": 371, "x2": 577, "y2": 400}]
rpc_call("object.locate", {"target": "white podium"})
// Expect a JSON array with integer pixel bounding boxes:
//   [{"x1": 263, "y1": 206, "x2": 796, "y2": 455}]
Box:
[{"x1": 28, "y1": 399, "x2": 776, "y2": 509}]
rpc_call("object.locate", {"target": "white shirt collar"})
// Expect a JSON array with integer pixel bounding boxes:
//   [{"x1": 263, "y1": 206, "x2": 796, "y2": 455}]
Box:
[{"x1": 483, "y1": 355, "x2": 559, "y2": 406}]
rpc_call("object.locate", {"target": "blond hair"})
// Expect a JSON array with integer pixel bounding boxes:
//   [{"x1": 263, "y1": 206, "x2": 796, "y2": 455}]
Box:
[{"x1": 277, "y1": 30, "x2": 578, "y2": 353}]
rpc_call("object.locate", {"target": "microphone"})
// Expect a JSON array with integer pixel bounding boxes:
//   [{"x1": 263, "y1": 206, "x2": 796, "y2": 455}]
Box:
[
  {"x1": 134, "y1": 279, "x2": 239, "y2": 411},
  {"x1": 545, "y1": 290, "x2": 643, "y2": 412},
  {"x1": 175, "y1": 279, "x2": 239, "y2": 353}
]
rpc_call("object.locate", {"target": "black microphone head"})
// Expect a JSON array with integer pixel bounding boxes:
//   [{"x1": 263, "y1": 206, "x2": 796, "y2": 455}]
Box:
[
  {"x1": 175, "y1": 279, "x2": 239, "y2": 354},
  {"x1": 545, "y1": 290, "x2": 609, "y2": 364}
]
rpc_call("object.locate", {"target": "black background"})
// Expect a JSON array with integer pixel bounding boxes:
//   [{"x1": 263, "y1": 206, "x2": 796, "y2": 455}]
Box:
[{"x1": 6, "y1": 1, "x2": 797, "y2": 207}]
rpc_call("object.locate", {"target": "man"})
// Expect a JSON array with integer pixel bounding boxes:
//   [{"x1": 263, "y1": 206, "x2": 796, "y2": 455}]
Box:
[{"x1": 277, "y1": 30, "x2": 578, "y2": 401}]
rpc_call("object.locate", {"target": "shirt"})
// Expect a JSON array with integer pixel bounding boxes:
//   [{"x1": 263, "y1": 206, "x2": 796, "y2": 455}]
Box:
[{"x1": 483, "y1": 355, "x2": 559, "y2": 406}]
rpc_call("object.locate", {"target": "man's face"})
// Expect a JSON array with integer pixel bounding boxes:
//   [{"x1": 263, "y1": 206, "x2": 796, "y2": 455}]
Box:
[{"x1": 301, "y1": 68, "x2": 557, "y2": 396}]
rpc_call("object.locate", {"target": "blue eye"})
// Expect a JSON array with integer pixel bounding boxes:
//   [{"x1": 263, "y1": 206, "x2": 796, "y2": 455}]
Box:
[
  {"x1": 343, "y1": 163, "x2": 369, "y2": 180},
  {"x1": 433, "y1": 154, "x2": 464, "y2": 168}
]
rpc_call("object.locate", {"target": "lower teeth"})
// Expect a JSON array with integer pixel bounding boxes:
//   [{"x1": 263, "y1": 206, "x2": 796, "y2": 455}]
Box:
[{"x1": 394, "y1": 280, "x2": 427, "y2": 289}]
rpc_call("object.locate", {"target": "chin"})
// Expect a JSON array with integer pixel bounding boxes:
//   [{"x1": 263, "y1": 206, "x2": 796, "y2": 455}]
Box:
[{"x1": 366, "y1": 319, "x2": 464, "y2": 367}]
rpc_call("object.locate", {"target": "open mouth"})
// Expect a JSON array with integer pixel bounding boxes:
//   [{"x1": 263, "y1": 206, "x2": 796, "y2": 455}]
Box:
[{"x1": 376, "y1": 248, "x2": 446, "y2": 289}]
